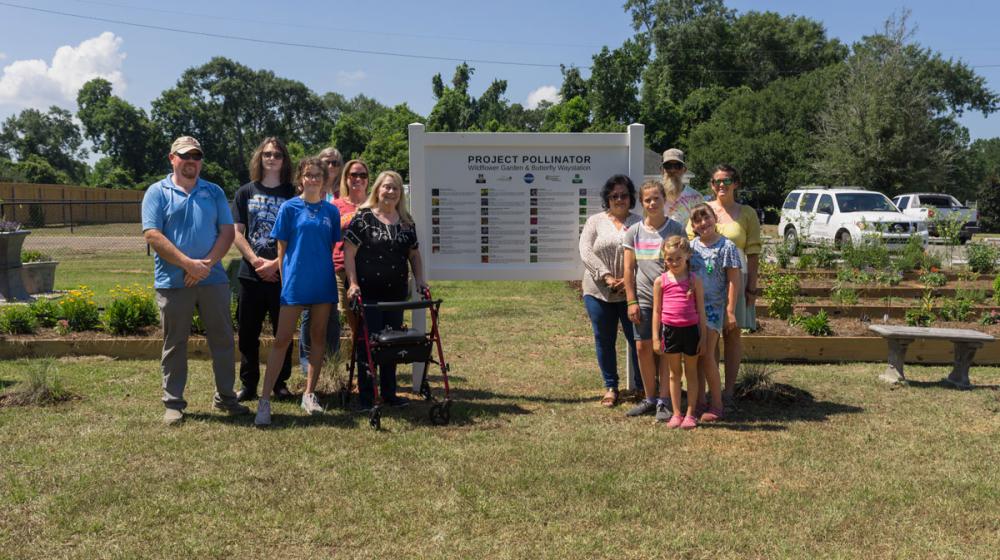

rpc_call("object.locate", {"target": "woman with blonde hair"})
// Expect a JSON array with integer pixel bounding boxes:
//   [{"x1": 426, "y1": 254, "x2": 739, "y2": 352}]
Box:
[
  {"x1": 317, "y1": 147, "x2": 343, "y2": 201},
  {"x1": 344, "y1": 170, "x2": 428, "y2": 409}
]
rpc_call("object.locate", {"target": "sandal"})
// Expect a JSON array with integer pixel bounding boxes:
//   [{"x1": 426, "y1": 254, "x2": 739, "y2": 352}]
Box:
[{"x1": 600, "y1": 388, "x2": 619, "y2": 408}]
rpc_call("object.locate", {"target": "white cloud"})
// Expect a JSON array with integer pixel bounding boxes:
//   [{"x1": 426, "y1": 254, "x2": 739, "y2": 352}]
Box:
[
  {"x1": 0, "y1": 32, "x2": 126, "y2": 110},
  {"x1": 335, "y1": 70, "x2": 367, "y2": 88},
  {"x1": 0, "y1": 52, "x2": 7, "y2": 61},
  {"x1": 526, "y1": 85, "x2": 561, "y2": 109}
]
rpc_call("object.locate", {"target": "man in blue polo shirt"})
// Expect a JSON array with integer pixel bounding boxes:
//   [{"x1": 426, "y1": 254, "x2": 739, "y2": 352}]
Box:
[{"x1": 142, "y1": 136, "x2": 249, "y2": 425}]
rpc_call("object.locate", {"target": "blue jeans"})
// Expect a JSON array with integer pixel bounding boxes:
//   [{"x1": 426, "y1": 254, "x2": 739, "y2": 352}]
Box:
[
  {"x1": 583, "y1": 295, "x2": 641, "y2": 391},
  {"x1": 356, "y1": 306, "x2": 404, "y2": 407},
  {"x1": 298, "y1": 308, "x2": 341, "y2": 375}
]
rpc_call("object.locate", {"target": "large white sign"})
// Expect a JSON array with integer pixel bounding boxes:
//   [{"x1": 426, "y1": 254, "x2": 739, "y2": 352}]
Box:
[{"x1": 408, "y1": 123, "x2": 645, "y2": 280}]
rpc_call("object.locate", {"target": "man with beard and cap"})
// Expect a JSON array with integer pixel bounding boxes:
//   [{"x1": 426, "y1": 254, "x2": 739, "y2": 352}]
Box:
[
  {"x1": 142, "y1": 136, "x2": 249, "y2": 425},
  {"x1": 661, "y1": 148, "x2": 704, "y2": 228}
]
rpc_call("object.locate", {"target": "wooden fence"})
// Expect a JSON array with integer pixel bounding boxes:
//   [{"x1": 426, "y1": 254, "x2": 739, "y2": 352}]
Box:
[{"x1": 0, "y1": 182, "x2": 144, "y2": 225}]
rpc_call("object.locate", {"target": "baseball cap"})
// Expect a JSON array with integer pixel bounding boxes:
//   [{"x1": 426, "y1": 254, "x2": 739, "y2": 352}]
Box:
[
  {"x1": 171, "y1": 136, "x2": 203, "y2": 155},
  {"x1": 661, "y1": 148, "x2": 685, "y2": 165}
]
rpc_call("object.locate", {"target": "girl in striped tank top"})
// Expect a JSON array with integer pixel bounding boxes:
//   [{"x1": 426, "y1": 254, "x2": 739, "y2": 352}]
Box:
[{"x1": 652, "y1": 236, "x2": 706, "y2": 429}]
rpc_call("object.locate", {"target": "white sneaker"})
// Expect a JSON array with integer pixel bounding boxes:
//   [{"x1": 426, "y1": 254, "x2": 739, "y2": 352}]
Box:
[
  {"x1": 301, "y1": 392, "x2": 323, "y2": 415},
  {"x1": 255, "y1": 399, "x2": 271, "y2": 426}
]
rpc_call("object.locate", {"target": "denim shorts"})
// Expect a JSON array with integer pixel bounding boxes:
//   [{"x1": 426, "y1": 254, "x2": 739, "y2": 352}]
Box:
[{"x1": 635, "y1": 306, "x2": 654, "y2": 340}]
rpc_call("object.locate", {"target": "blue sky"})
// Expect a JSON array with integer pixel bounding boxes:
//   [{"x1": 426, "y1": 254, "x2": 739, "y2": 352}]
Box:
[{"x1": 1, "y1": 0, "x2": 998, "y2": 143}]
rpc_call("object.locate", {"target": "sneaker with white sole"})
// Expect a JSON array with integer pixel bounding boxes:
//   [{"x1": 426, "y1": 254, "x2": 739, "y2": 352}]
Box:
[
  {"x1": 255, "y1": 399, "x2": 272, "y2": 426},
  {"x1": 163, "y1": 408, "x2": 184, "y2": 425},
  {"x1": 301, "y1": 392, "x2": 324, "y2": 415}
]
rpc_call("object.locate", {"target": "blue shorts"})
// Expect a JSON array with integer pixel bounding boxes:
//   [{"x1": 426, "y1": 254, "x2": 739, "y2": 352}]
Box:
[{"x1": 635, "y1": 306, "x2": 654, "y2": 340}]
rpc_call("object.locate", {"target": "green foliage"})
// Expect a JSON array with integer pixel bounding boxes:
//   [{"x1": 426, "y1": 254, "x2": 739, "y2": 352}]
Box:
[
  {"x1": 812, "y1": 243, "x2": 837, "y2": 269},
  {"x1": 932, "y1": 213, "x2": 965, "y2": 246},
  {"x1": 841, "y1": 239, "x2": 890, "y2": 270},
  {"x1": 29, "y1": 298, "x2": 60, "y2": 328},
  {"x1": 955, "y1": 288, "x2": 988, "y2": 304},
  {"x1": 905, "y1": 291, "x2": 936, "y2": 326},
  {"x1": 830, "y1": 285, "x2": 858, "y2": 306},
  {"x1": 965, "y1": 241, "x2": 999, "y2": 273},
  {"x1": 20, "y1": 250, "x2": 53, "y2": 263},
  {"x1": 103, "y1": 285, "x2": 159, "y2": 335},
  {"x1": 0, "y1": 106, "x2": 88, "y2": 182},
  {"x1": 918, "y1": 271, "x2": 947, "y2": 287},
  {"x1": 894, "y1": 235, "x2": 931, "y2": 271},
  {"x1": 59, "y1": 286, "x2": 100, "y2": 332},
  {"x1": 979, "y1": 310, "x2": 1000, "y2": 325},
  {"x1": 795, "y1": 253, "x2": 815, "y2": 270},
  {"x1": 789, "y1": 310, "x2": 833, "y2": 336},
  {"x1": 77, "y1": 78, "x2": 161, "y2": 183},
  {"x1": 939, "y1": 297, "x2": 975, "y2": 322},
  {"x1": 541, "y1": 97, "x2": 591, "y2": 132},
  {"x1": 0, "y1": 360, "x2": 73, "y2": 407},
  {"x1": 0, "y1": 304, "x2": 38, "y2": 334},
  {"x1": 774, "y1": 241, "x2": 793, "y2": 269},
  {"x1": 763, "y1": 273, "x2": 799, "y2": 320},
  {"x1": 993, "y1": 275, "x2": 1000, "y2": 305},
  {"x1": 977, "y1": 176, "x2": 1000, "y2": 233}
]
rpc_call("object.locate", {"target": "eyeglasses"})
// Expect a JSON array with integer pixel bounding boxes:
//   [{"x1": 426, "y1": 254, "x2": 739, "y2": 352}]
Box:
[
  {"x1": 262, "y1": 151, "x2": 284, "y2": 160},
  {"x1": 175, "y1": 152, "x2": 203, "y2": 161},
  {"x1": 711, "y1": 177, "x2": 735, "y2": 187},
  {"x1": 349, "y1": 172, "x2": 369, "y2": 180},
  {"x1": 608, "y1": 193, "x2": 630, "y2": 201},
  {"x1": 662, "y1": 161, "x2": 684, "y2": 170},
  {"x1": 302, "y1": 173, "x2": 323, "y2": 181},
  {"x1": 324, "y1": 159, "x2": 342, "y2": 167}
]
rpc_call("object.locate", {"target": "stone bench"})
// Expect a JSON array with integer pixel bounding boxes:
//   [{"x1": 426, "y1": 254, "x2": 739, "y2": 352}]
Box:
[{"x1": 868, "y1": 325, "x2": 996, "y2": 389}]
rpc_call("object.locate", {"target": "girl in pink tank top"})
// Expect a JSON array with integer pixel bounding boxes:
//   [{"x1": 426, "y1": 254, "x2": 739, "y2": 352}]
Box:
[{"x1": 652, "y1": 236, "x2": 706, "y2": 430}]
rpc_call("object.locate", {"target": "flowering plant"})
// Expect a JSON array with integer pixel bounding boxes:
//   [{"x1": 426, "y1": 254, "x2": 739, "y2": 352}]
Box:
[{"x1": 0, "y1": 219, "x2": 22, "y2": 233}]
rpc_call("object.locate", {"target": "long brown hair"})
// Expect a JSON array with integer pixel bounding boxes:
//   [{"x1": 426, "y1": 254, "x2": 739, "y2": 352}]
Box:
[{"x1": 249, "y1": 136, "x2": 292, "y2": 184}]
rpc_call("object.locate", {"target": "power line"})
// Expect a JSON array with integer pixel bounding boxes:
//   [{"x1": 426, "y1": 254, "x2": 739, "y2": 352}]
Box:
[
  {"x1": 65, "y1": 0, "x2": 607, "y2": 50},
  {"x1": 0, "y1": 1, "x2": 579, "y2": 69}
]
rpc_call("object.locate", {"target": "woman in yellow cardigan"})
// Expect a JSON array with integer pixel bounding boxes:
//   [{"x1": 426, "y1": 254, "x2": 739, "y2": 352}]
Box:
[{"x1": 687, "y1": 164, "x2": 760, "y2": 404}]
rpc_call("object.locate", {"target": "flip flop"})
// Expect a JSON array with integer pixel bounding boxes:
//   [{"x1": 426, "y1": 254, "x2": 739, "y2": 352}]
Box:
[{"x1": 600, "y1": 389, "x2": 619, "y2": 407}]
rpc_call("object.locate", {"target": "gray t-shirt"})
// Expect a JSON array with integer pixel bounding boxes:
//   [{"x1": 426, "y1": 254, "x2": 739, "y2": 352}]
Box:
[{"x1": 623, "y1": 218, "x2": 685, "y2": 308}]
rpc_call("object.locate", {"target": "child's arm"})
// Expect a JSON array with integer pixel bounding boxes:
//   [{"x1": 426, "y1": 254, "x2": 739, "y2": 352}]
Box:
[
  {"x1": 623, "y1": 247, "x2": 640, "y2": 324},
  {"x1": 693, "y1": 275, "x2": 707, "y2": 356},
  {"x1": 652, "y1": 276, "x2": 664, "y2": 355},
  {"x1": 725, "y1": 267, "x2": 742, "y2": 332}
]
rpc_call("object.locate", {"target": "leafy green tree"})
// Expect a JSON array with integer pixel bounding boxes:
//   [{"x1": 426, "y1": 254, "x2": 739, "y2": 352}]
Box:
[
  {"x1": 687, "y1": 66, "x2": 840, "y2": 211},
  {"x1": 977, "y1": 176, "x2": 1000, "y2": 233},
  {"x1": 12, "y1": 154, "x2": 72, "y2": 184},
  {"x1": 587, "y1": 38, "x2": 648, "y2": 129},
  {"x1": 361, "y1": 104, "x2": 422, "y2": 180},
  {"x1": 150, "y1": 57, "x2": 329, "y2": 184},
  {"x1": 89, "y1": 157, "x2": 140, "y2": 189},
  {"x1": 541, "y1": 96, "x2": 591, "y2": 132},
  {"x1": 77, "y1": 78, "x2": 162, "y2": 186},
  {"x1": 0, "y1": 107, "x2": 87, "y2": 182},
  {"x1": 814, "y1": 13, "x2": 998, "y2": 196},
  {"x1": 559, "y1": 65, "x2": 587, "y2": 101}
]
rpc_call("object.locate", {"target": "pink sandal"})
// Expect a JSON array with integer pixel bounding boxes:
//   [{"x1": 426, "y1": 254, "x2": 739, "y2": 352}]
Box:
[{"x1": 680, "y1": 415, "x2": 698, "y2": 430}]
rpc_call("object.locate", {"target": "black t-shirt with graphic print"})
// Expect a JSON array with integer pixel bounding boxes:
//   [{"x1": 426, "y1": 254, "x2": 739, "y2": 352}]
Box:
[
  {"x1": 344, "y1": 208, "x2": 419, "y2": 302},
  {"x1": 232, "y1": 181, "x2": 295, "y2": 281}
]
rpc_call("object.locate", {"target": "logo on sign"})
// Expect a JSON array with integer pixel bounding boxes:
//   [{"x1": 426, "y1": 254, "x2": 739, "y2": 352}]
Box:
[
  {"x1": 545, "y1": 175, "x2": 561, "y2": 182},
  {"x1": 497, "y1": 176, "x2": 513, "y2": 182},
  {"x1": 475, "y1": 174, "x2": 487, "y2": 184},
  {"x1": 572, "y1": 174, "x2": 583, "y2": 184},
  {"x1": 523, "y1": 173, "x2": 534, "y2": 184}
]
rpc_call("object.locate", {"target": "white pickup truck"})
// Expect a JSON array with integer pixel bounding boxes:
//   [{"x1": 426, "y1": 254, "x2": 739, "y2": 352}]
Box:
[{"x1": 891, "y1": 193, "x2": 978, "y2": 244}]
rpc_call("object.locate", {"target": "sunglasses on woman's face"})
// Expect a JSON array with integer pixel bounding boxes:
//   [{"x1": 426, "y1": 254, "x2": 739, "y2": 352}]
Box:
[
  {"x1": 609, "y1": 193, "x2": 629, "y2": 201},
  {"x1": 262, "y1": 151, "x2": 284, "y2": 160},
  {"x1": 711, "y1": 177, "x2": 735, "y2": 187},
  {"x1": 662, "y1": 161, "x2": 684, "y2": 170}
]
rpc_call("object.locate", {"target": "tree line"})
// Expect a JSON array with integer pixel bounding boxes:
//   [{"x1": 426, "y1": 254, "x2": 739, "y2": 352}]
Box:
[{"x1": 2, "y1": 1, "x2": 1000, "y2": 227}]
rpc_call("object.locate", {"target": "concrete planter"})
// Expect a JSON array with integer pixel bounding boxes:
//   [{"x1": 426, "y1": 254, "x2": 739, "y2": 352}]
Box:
[
  {"x1": 0, "y1": 229, "x2": 31, "y2": 301},
  {"x1": 20, "y1": 260, "x2": 58, "y2": 294}
]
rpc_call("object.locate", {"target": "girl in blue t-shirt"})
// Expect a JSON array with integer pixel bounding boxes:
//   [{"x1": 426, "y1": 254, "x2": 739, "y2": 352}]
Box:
[
  {"x1": 689, "y1": 203, "x2": 741, "y2": 422},
  {"x1": 256, "y1": 157, "x2": 341, "y2": 427}
]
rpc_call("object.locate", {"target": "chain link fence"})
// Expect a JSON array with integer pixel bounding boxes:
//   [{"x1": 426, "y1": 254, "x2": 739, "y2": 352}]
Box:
[{"x1": 1, "y1": 200, "x2": 146, "y2": 259}]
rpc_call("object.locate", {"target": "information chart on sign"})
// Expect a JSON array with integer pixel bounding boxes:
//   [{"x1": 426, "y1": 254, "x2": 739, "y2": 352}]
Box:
[{"x1": 409, "y1": 124, "x2": 644, "y2": 280}]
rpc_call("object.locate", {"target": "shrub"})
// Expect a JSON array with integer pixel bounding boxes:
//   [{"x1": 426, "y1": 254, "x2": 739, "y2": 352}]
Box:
[
  {"x1": 980, "y1": 310, "x2": 1000, "y2": 325},
  {"x1": 812, "y1": 243, "x2": 837, "y2": 269},
  {"x1": 763, "y1": 274, "x2": 799, "y2": 320},
  {"x1": 59, "y1": 286, "x2": 100, "y2": 331},
  {"x1": 29, "y1": 298, "x2": 60, "y2": 327},
  {"x1": 774, "y1": 242, "x2": 792, "y2": 269},
  {"x1": 895, "y1": 236, "x2": 929, "y2": 271},
  {"x1": 831, "y1": 285, "x2": 859, "y2": 305},
  {"x1": 795, "y1": 253, "x2": 815, "y2": 270},
  {"x1": 789, "y1": 310, "x2": 833, "y2": 336},
  {"x1": 918, "y1": 271, "x2": 947, "y2": 287},
  {"x1": 103, "y1": 285, "x2": 159, "y2": 335},
  {"x1": 956, "y1": 288, "x2": 988, "y2": 304},
  {"x1": 965, "y1": 241, "x2": 999, "y2": 273},
  {"x1": 20, "y1": 250, "x2": 53, "y2": 263},
  {"x1": 0, "y1": 304, "x2": 38, "y2": 334},
  {"x1": 939, "y1": 298, "x2": 975, "y2": 322},
  {"x1": 993, "y1": 275, "x2": 1000, "y2": 306},
  {"x1": 841, "y1": 239, "x2": 890, "y2": 270},
  {"x1": 905, "y1": 291, "x2": 936, "y2": 327}
]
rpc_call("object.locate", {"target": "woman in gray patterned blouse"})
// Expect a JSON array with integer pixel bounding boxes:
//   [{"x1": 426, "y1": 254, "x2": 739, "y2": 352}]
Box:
[{"x1": 579, "y1": 174, "x2": 643, "y2": 407}]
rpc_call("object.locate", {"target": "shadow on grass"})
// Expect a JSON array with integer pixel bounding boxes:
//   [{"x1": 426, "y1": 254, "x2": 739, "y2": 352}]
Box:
[
  {"x1": 184, "y1": 409, "x2": 364, "y2": 430},
  {"x1": 0, "y1": 378, "x2": 17, "y2": 391},
  {"x1": 904, "y1": 379, "x2": 1000, "y2": 391},
  {"x1": 708, "y1": 384, "x2": 865, "y2": 432}
]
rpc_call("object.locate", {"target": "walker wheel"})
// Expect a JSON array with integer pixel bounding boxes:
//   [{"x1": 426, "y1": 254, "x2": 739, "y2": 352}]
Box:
[
  {"x1": 369, "y1": 408, "x2": 381, "y2": 430},
  {"x1": 429, "y1": 403, "x2": 450, "y2": 426}
]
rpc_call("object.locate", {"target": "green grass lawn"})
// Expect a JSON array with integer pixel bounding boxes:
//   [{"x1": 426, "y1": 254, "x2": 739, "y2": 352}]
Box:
[{"x1": 2, "y1": 280, "x2": 999, "y2": 557}]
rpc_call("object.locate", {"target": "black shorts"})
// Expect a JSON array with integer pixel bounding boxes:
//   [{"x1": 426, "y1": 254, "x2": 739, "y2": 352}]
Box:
[{"x1": 661, "y1": 323, "x2": 700, "y2": 356}]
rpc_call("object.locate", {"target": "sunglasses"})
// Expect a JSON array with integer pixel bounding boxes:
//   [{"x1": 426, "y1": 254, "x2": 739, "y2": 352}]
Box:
[
  {"x1": 608, "y1": 193, "x2": 630, "y2": 201},
  {"x1": 175, "y1": 152, "x2": 203, "y2": 161},
  {"x1": 262, "y1": 151, "x2": 284, "y2": 160},
  {"x1": 324, "y1": 159, "x2": 342, "y2": 167},
  {"x1": 711, "y1": 177, "x2": 735, "y2": 187},
  {"x1": 662, "y1": 161, "x2": 684, "y2": 170},
  {"x1": 349, "y1": 172, "x2": 369, "y2": 180}
]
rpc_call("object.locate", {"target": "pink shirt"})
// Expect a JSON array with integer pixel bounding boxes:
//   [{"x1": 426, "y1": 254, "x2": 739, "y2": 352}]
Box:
[
  {"x1": 660, "y1": 272, "x2": 699, "y2": 327},
  {"x1": 332, "y1": 198, "x2": 359, "y2": 271}
]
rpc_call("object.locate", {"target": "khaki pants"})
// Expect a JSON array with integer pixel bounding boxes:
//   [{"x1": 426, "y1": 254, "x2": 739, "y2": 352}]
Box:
[{"x1": 156, "y1": 283, "x2": 238, "y2": 410}]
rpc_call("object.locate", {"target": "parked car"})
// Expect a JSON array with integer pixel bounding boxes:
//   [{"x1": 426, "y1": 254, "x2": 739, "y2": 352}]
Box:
[
  {"x1": 891, "y1": 192, "x2": 978, "y2": 243},
  {"x1": 778, "y1": 186, "x2": 928, "y2": 253}
]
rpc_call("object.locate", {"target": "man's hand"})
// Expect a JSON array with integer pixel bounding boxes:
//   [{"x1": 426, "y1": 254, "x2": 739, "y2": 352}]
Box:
[
  {"x1": 255, "y1": 258, "x2": 280, "y2": 282},
  {"x1": 185, "y1": 257, "x2": 211, "y2": 281}
]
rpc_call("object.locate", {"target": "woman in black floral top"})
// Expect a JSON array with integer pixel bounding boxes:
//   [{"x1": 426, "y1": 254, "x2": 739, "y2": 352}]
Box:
[{"x1": 344, "y1": 170, "x2": 428, "y2": 409}]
